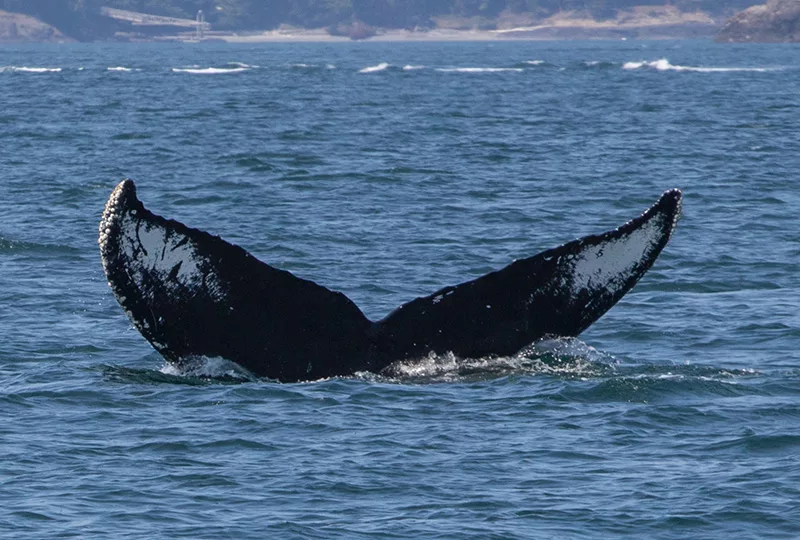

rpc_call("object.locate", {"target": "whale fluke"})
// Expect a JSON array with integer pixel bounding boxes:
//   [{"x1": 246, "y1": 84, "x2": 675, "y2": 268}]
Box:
[
  {"x1": 373, "y1": 189, "x2": 682, "y2": 362},
  {"x1": 100, "y1": 180, "x2": 681, "y2": 382},
  {"x1": 99, "y1": 180, "x2": 373, "y2": 381}
]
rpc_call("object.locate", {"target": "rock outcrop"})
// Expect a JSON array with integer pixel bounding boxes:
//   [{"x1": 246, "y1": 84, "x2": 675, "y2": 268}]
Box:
[
  {"x1": 0, "y1": 10, "x2": 72, "y2": 43},
  {"x1": 715, "y1": 0, "x2": 800, "y2": 42}
]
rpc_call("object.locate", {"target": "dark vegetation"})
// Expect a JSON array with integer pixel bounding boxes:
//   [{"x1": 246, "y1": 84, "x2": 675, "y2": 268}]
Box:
[{"x1": 0, "y1": 0, "x2": 763, "y2": 40}]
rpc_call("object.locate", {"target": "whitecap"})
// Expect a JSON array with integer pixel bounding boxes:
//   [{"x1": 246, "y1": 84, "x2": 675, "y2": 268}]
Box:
[
  {"x1": 1, "y1": 66, "x2": 62, "y2": 73},
  {"x1": 623, "y1": 58, "x2": 775, "y2": 73},
  {"x1": 359, "y1": 62, "x2": 389, "y2": 73},
  {"x1": 377, "y1": 337, "x2": 614, "y2": 383},
  {"x1": 622, "y1": 60, "x2": 646, "y2": 70},
  {"x1": 107, "y1": 66, "x2": 133, "y2": 72},
  {"x1": 402, "y1": 64, "x2": 425, "y2": 71},
  {"x1": 172, "y1": 67, "x2": 249, "y2": 74},
  {"x1": 436, "y1": 67, "x2": 523, "y2": 73}
]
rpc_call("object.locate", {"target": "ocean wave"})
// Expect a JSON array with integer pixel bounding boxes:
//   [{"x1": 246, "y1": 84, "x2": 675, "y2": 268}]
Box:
[
  {"x1": 515, "y1": 60, "x2": 557, "y2": 69},
  {"x1": 160, "y1": 356, "x2": 258, "y2": 381},
  {"x1": 403, "y1": 64, "x2": 425, "y2": 71},
  {"x1": 579, "y1": 60, "x2": 617, "y2": 70},
  {"x1": 0, "y1": 66, "x2": 62, "y2": 73},
  {"x1": 623, "y1": 58, "x2": 776, "y2": 73},
  {"x1": 100, "y1": 364, "x2": 231, "y2": 385},
  {"x1": 172, "y1": 63, "x2": 250, "y2": 74},
  {"x1": 436, "y1": 67, "x2": 524, "y2": 73},
  {"x1": 359, "y1": 62, "x2": 390, "y2": 73},
  {"x1": 0, "y1": 236, "x2": 80, "y2": 255},
  {"x1": 101, "y1": 356, "x2": 261, "y2": 384},
  {"x1": 107, "y1": 66, "x2": 133, "y2": 72},
  {"x1": 374, "y1": 337, "x2": 615, "y2": 383},
  {"x1": 562, "y1": 370, "x2": 760, "y2": 403},
  {"x1": 103, "y1": 337, "x2": 612, "y2": 385},
  {"x1": 288, "y1": 62, "x2": 336, "y2": 70}
]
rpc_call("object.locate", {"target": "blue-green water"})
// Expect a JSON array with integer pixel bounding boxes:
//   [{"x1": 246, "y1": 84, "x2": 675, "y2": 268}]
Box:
[{"x1": 1, "y1": 41, "x2": 799, "y2": 538}]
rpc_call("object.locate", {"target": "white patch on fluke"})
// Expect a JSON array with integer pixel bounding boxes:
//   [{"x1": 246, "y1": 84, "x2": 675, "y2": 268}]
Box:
[
  {"x1": 565, "y1": 215, "x2": 663, "y2": 298},
  {"x1": 128, "y1": 221, "x2": 200, "y2": 283},
  {"x1": 118, "y1": 213, "x2": 225, "y2": 299},
  {"x1": 99, "y1": 181, "x2": 227, "y2": 310}
]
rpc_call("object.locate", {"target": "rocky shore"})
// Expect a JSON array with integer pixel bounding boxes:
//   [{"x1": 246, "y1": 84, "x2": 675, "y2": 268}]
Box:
[
  {"x1": 0, "y1": 10, "x2": 72, "y2": 43},
  {"x1": 715, "y1": 0, "x2": 800, "y2": 42}
]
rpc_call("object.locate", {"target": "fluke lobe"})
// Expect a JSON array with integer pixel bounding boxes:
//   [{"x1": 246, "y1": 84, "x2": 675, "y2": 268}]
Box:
[{"x1": 99, "y1": 180, "x2": 681, "y2": 382}]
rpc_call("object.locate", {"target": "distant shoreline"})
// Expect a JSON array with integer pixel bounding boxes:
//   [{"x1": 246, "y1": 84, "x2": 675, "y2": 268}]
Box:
[
  {"x1": 212, "y1": 10, "x2": 721, "y2": 43},
  {"x1": 0, "y1": 6, "x2": 725, "y2": 44},
  {"x1": 139, "y1": 22, "x2": 722, "y2": 44}
]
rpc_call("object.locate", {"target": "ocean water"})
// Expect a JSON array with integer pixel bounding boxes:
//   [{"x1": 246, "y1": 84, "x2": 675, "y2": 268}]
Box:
[{"x1": 1, "y1": 40, "x2": 799, "y2": 538}]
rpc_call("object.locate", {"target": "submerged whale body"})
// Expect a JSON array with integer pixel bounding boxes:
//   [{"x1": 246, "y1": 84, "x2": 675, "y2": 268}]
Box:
[{"x1": 99, "y1": 180, "x2": 682, "y2": 382}]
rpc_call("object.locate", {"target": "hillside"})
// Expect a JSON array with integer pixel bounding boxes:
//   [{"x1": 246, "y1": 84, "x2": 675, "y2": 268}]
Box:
[
  {"x1": 0, "y1": 9, "x2": 71, "y2": 42},
  {"x1": 0, "y1": 0, "x2": 768, "y2": 41},
  {"x1": 715, "y1": 0, "x2": 800, "y2": 41}
]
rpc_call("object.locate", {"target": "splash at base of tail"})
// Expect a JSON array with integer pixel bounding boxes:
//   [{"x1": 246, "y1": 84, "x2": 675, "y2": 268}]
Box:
[{"x1": 99, "y1": 180, "x2": 681, "y2": 382}]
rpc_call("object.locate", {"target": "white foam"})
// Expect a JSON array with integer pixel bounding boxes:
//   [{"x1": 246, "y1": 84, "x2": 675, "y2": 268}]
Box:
[
  {"x1": 403, "y1": 64, "x2": 425, "y2": 71},
  {"x1": 160, "y1": 356, "x2": 257, "y2": 381},
  {"x1": 381, "y1": 337, "x2": 610, "y2": 382},
  {"x1": 623, "y1": 58, "x2": 775, "y2": 73},
  {"x1": 291, "y1": 63, "x2": 334, "y2": 69},
  {"x1": 436, "y1": 67, "x2": 523, "y2": 73},
  {"x1": 525, "y1": 60, "x2": 545, "y2": 66},
  {"x1": 172, "y1": 67, "x2": 248, "y2": 74},
  {"x1": 0, "y1": 66, "x2": 62, "y2": 73},
  {"x1": 359, "y1": 62, "x2": 389, "y2": 73},
  {"x1": 107, "y1": 66, "x2": 132, "y2": 72}
]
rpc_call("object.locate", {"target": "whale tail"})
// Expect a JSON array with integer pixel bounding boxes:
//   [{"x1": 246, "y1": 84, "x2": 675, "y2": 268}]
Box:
[
  {"x1": 99, "y1": 180, "x2": 373, "y2": 382},
  {"x1": 371, "y1": 189, "x2": 682, "y2": 363},
  {"x1": 100, "y1": 180, "x2": 681, "y2": 382}
]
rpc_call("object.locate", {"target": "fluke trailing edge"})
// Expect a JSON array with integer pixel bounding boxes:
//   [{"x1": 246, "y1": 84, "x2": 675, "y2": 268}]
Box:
[{"x1": 99, "y1": 180, "x2": 682, "y2": 382}]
